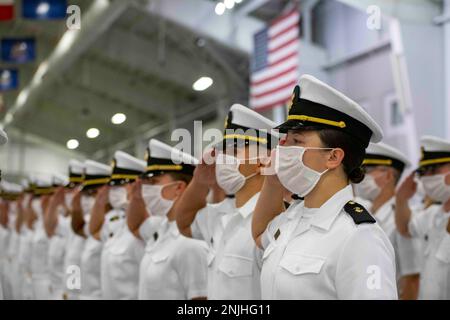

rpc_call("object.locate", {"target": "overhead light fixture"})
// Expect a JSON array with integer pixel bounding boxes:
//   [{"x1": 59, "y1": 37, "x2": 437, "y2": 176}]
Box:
[
  {"x1": 66, "y1": 139, "x2": 79, "y2": 150},
  {"x1": 86, "y1": 128, "x2": 100, "y2": 139},
  {"x1": 215, "y1": 2, "x2": 226, "y2": 15},
  {"x1": 36, "y1": 2, "x2": 50, "y2": 16},
  {"x1": 193, "y1": 77, "x2": 213, "y2": 91},
  {"x1": 111, "y1": 113, "x2": 126, "y2": 125},
  {"x1": 224, "y1": 0, "x2": 235, "y2": 9},
  {"x1": 235, "y1": 0, "x2": 243, "y2": 3}
]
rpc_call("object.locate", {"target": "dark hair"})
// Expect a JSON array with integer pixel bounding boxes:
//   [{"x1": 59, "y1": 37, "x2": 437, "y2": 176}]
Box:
[
  {"x1": 316, "y1": 128, "x2": 366, "y2": 183},
  {"x1": 167, "y1": 172, "x2": 193, "y2": 184}
]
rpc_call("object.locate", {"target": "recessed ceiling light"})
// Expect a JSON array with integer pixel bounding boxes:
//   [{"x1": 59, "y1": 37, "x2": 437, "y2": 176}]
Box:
[
  {"x1": 215, "y1": 2, "x2": 226, "y2": 15},
  {"x1": 37, "y1": 2, "x2": 50, "y2": 16},
  {"x1": 111, "y1": 113, "x2": 127, "y2": 125},
  {"x1": 193, "y1": 77, "x2": 213, "y2": 91},
  {"x1": 66, "y1": 139, "x2": 79, "y2": 150},
  {"x1": 224, "y1": 0, "x2": 235, "y2": 9},
  {"x1": 86, "y1": 128, "x2": 100, "y2": 139}
]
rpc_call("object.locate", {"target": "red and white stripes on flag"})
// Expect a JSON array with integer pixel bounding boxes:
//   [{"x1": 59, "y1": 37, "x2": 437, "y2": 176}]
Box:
[
  {"x1": 250, "y1": 8, "x2": 300, "y2": 112},
  {"x1": 0, "y1": 0, "x2": 14, "y2": 21}
]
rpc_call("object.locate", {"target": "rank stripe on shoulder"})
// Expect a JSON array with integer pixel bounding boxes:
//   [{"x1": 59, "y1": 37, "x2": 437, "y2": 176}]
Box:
[{"x1": 344, "y1": 201, "x2": 376, "y2": 225}]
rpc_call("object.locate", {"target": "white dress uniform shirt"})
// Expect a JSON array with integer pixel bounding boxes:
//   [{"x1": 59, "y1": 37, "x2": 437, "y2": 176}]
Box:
[
  {"x1": 409, "y1": 204, "x2": 450, "y2": 299},
  {"x1": 0, "y1": 225, "x2": 9, "y2": 299},
  {"x1": 101, "y1": 212, "x2": 145, "y2": 300},
  {"x1": 191, "y1": 194, "x2": 262, "y2": 300},
  {"x1": 48, "y1": 215, "x2": 71, "y2": 299},
  {"x1": 260, "y1": 185, "x2": 398, "y2": 300},
  {"x1": 139, "y1": 218, "x2": 208, "y2": 300},
  {"x1": 17, "y1": 227, "x2": 34, "y2": 299},
  {"x1": 63, "y1": 231, "x2": 85, "y2": 299},
  {"x1": 30, "y1": 218, "x2": 52, "y2": 299},
  {"x1": 372, "y1": 198, "x2": 422, "y2": 279},
  {"x1": 80, "y1": 236, "x2": 102, "y2": 300}
]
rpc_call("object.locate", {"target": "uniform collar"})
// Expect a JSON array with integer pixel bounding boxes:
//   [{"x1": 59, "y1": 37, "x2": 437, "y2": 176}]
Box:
[
  {"x1": 287, "y1": 185, "x2": 353, "y2": 231},
  {"x1": 211, "y1": 197, "x2": 235, "y2": 216},
  {"x1": 374, "y1": 197, "x2": 394, "y2": 224},
  {"x1": 237, "y1": 192, "x2": 260, "y2": 219}
]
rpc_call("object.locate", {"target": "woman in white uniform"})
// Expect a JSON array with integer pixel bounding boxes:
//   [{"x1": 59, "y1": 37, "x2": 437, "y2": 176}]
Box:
[
  {"x1": 129, "y1": 139, "x2": 208, "y2": 300},
  {"x1": 252, "y1": 75, "x2": 397, "y2": 300},
  {"x1": 353, "y1": 142, "x2": 422, "y2": 299},
  {"x1": 395, "y1": 135, "x2": 450, "y2": 299},
  {"x1": 175, "y1": 105, "x2": 279, "y2": 300},
  {"x1": 44, "y1": 174, "x2": 73, "y2": 300},
  {"x1": 98, "y1": 152, "x2": 146, "y2": 300},
  {"x1": 29, "y1": 178, "x2": 54, "y2": 300},
  {"x1": 62, "y1": 160, "x2": 86, "y2": 300},
  {"x1": 75, "y1": 160, "x2": 111, "y2": 300}
]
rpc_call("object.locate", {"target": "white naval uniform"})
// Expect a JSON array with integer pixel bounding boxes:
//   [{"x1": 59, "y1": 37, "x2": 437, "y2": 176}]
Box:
[
  {"x1": 48, "y1": 215, "x2": 71, "y2": 299},
  {"x1": 101, "y1": 209, "x2": 144, "y2": 300},
  {"x1": 191, "y1": 194, "x2": 262, "y2": 300},
  {"x1": 370, "y1": 198, "x2": 422, "y2": 281},
  {"x1": 409, "y1": 204, "x2": 450, "y2": 299},
  {"x1": 78, "y1": 213, "x2": 102, "y2": 300},
  {"x1": 0, "y1": 225, "x2": 9, "y2": 299},
  {"x1": 30, "y1": 218, "x2": 51, "y2": 300},
  {"x1": 260, "y1": 185, "x2": 398, "y2": 300},
  {"x1": 17, "y1": 227, "x2": 34, "y2": 300},
  {"x1": 63, "y1": 230, "x2": 85, "y2": 299},
  {"x1": 139, "y1": 218, "x2": 208, "y2": 300}
]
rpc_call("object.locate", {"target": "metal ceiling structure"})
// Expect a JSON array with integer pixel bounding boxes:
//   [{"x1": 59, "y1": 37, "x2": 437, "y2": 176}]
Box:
[{"x1": 0, "y1": 0, "x2": 443, "y2": 162}]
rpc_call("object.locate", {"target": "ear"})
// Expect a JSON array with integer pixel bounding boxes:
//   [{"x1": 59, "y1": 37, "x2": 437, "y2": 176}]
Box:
[
  {"x1": 326, "y1": 148, "x2": 345, "y2": 170},
  {"x1": 175, "y1": 181, "x2": 187, "y2": 196}
]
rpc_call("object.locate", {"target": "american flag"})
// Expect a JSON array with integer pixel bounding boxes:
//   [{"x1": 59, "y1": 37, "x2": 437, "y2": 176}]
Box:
[{"x1": 250, "y1": 8, "x2": 300, "y2": 112}]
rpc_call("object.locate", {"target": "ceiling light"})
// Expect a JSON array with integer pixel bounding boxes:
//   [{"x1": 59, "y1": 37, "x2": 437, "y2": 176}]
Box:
[
  {"x1": 215, "y1": 2, "x2": 226, "y2": 15},
  {"x1": 111, "y1": 113, "x2": 126, "y2": 125},
  {"x1": 66, "y1": 139, "x2": 79, "y2": 150},
  {"x1": 37, "y1": 2, "x2": 50, "y2": 16},
  {"x1": 193, "y1": 77, "x2": 213, "y2": 91},
  {"x1": 86, "y1": 128, "x2": 100, "y2": 139},
  {"x1": 224, "y1": 0, "x2": 235, "y2": 9}
]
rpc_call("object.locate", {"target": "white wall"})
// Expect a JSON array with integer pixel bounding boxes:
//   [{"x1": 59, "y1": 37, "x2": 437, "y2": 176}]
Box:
[{"x1": 0, "y1": 128, "x2": 84, "y2": 183}]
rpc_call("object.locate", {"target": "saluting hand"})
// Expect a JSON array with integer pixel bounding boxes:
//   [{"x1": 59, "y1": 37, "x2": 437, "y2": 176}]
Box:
[
  {"x1": 129, "y1": 179, "x2": 143, "y2": 200},
  {"x1": 396, "y1": 173, "x2": 417, "y2": 201},
  {"x1": 71, "y1": 188, "x2": 82, "y2": 213},
  {"x1": 52, "y1": 187, "x2": 65, "y2": 206},
  {"x1": 95, "y1": 185, "x2": 110, "y2": 209},
  {"x1": 193, "y1": 149, "x2": 218, "y2": 187}
]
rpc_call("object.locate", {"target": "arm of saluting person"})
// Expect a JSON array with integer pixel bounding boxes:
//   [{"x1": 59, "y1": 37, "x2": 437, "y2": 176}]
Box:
[
  {"x1": 173, "y1": 149, "x2": 218, "y2": 238},
  {"x1": 126, "y1": 179, "x2": 149, "y2": 239},
  {"x1": 70, "y1": 189, "x2": 86, "y2": 237},
  {"x1": 43, "y1": 187, "x2": 65, "y2": 237},
  {"x1": 89, "y1": 185, "x2": 110, "y2": 240},
  {"x1": 394, "y1": 173, "x2": 417, "y2": 237}
]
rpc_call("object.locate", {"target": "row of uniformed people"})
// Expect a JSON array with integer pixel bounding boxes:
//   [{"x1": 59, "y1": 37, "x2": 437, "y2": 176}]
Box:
[{"x1": 0, "y1": 74, "x2": 449, "y2": 300}]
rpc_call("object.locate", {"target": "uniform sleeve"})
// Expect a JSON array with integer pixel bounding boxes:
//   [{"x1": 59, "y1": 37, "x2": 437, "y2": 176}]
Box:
[
  {"x1": 435, "y1": 232, "x2": 450, "y2": 264},
  {"x1": 190, "y1": 205, "x2": 211, "y2": 242},
  {"x1": 395, "y1": 231, "x2": 422, "y2": 276},
  {"x1": 55, "y1": 215, "x2": 71, "y2": 238},
  {"x1": 408, "y1": 206, "x2": 437, "y2": 239},
  {"x1": 336, "y1": 225, "x2": 398, "y2": 300},
  {"x1": 175, "y1": 240, "x2": 208, "y2": 299},
  {"x1": 138, "y1": 216, "x2": 163, "y2": 244}
]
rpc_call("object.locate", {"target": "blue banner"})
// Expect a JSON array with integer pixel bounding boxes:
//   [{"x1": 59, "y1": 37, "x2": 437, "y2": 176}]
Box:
[
  {"x1": 22, "y1": 0, "x2": 67, "y2": 19},
  {"x1": 1, "y1": 38, "x2": 36, "y2": 63},
  {"x1": 0, "y1": 69, "x2": 19, "y2": 91}
]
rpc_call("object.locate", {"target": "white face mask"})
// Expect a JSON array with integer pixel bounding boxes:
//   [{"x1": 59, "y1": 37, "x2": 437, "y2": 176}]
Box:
[
  {"x1": 81, "y1": 195, "x2": 95, "y2": 215},
  {"x1": 31, "y1": 198, "x2": 43, "y2": 219},
  {"x1": 141, "y1": 183, "x2": 177, "y2": 217},
  {"x1": 215, "y1": 153, "x2": 259, "y2": 195},
  {"x1": 65, "y1": 192, "x2": 74, "y2": 210},
  {"x1": 275, "y1": 146, "x2": 330, "y2": 198},
  {"x1": 108, "y1": 186, "x2": 128, "y2": 209},
  {"x1": 421, "y1": 174, "x2": 450, "y2": 203},
  {"x1": 353, "y1": 174, "x2": 381, "y2": 201}
]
